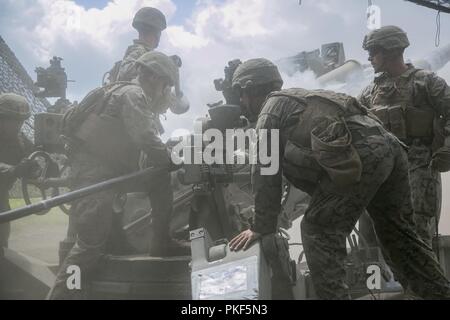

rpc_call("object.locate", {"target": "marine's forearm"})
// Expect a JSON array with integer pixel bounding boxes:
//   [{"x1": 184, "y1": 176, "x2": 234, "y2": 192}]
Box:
[{"x1": 252, "y1": 166, "x2": 282, "y2": 235}]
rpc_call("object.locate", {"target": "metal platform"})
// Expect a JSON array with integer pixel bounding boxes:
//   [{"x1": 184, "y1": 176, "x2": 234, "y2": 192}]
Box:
[{"x1": 405, "y1": 0, "x2": 450, "y2": 13}]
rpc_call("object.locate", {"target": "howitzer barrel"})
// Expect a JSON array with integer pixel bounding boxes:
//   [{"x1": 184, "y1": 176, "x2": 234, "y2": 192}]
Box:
[
  {"x1": 317, "y1": 59, "x2": 363, "y2": 86},
  {"x1": 0, "y1": 167, "x2": 165, "y2": 224}
]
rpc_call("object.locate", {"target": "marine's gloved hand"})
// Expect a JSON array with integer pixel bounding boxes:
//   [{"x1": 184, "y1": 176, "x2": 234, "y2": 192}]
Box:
[
  {"x1": 13, "y1": 158, "x2": 40, "y2": 179},
  {"x1": 430, "y1": 147, "x2": 450, "y2": 172}
]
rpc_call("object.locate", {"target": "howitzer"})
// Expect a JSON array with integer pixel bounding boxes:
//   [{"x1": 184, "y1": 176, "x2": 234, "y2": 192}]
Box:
[
  {"x1": 213, "y1": 59, "x2": 242, "y2": 106},
  {"x1": 33, "y1": 56, "x2": 73, "y2": 154},
  {"x1": 15, "y1": 58, "x2": 73, "y2": 211},
  {"x1": 20, "y1": 150, "x2": 62, "y2": 215},
  {"x1": 34, "y1": 56, "x2": 70, "y2": 100},
  {"x1": 277, "y1": 42, "x2": 346, "y2": 77},
  {"x1": 174, "y1": 103, "x2": 252, "y2": 241},
  {"x1": 0, "y1": 167, "x2": 165, "y2": 224}
]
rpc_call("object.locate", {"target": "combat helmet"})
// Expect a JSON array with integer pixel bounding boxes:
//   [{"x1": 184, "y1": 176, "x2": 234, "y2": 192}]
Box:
[
  {"x1": 363, "y1": 25, "x2": 410, "y2": 51},
  {"x1": 232, "y1": 58, "x2": 283, "y2": 90},
  {"x1": 135, "y1": 51, "x2": 178, "y2": 86},
  {"x1": 132, "y1": 7, "x2": 167, "y2": 32},
  {"x1": 0, "y1": 93, "x2": 31, "y2": 120}
]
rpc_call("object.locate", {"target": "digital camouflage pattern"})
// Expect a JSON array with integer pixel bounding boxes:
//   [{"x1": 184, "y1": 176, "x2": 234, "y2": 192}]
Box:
[
  {"x1": 362, "y1": 25, "x2": 410, "y2": 51},
  {"x1": 0, "y1": 93, "x2": 31, "y2": 120},
  {"x1": 116, "y1": 40, "x2": 153, "y2": 82},
  {"x1": 252, "y1": 89, "x2": 450, "y2": 299},
  {"x1": 49, "y1": 82, "x2": 173, "y2": 299},
  {"x1": 359, "y1": 63, "x2": 450, "y2": 246},
  {"x1": 132, "y1": 7, "x2": 167, "y2": 32},
  {"x1": 232, "y1": 58, "x2": 283, "y2": 89},
  {"x1": 114, "y1": 7, "x2": 166, "y2": 82},
  {"x1": 0, "y1": 93, "x2": 32, "y2": 254},
  {"x1": 0, "y1": 128, "x2": 33, "y2": 299},
  {"x1": 0, "y1": 133, "x2": 33, "y2": 248},
  {"x1": 135, "y1": 51, "x2": 178, "y2": 87},
  {"x1": 113, "y1": 45, "x2": 187, "y2": 116}
]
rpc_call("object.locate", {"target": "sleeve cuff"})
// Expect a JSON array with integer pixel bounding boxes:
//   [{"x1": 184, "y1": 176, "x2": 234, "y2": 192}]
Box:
[{"x1": 251, "y1": 215, "x2": 278, "y2": 235}]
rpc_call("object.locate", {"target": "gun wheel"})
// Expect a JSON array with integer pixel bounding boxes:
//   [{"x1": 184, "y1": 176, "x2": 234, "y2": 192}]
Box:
[{"x1": 21, "y1": 151, "x2": 60, "y2": 215}]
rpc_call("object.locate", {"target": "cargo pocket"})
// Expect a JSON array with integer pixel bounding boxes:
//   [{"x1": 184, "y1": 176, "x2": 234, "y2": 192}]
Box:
[
  {"x1": 408, "y1": 144, "x2": 432, "y2": 169},
  {"x1": 372, "y1": 106, "x2": 390, "y2": 130},
  {"x1": 311, "y1": 117, "x2": 362, "y2": 187},
  {"x1": 387, "y1": 105, "x2": 407, "y2": 140},
  {"x1": 409, "y1": 166, "x2": 441, "y2": 218},
  {"x1": 405, "y1": 106, "x2": 434, "y2": 138},
  {"x1": 282, "y1": 140, "x2": 322, "y2": 193}
]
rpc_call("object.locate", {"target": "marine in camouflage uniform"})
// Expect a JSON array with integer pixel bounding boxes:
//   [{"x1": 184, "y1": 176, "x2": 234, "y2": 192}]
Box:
[
  {"x1": 115, "y1": 7, "x2": 166, "y2": 82},
  {"x1": 58, "y1": 8, "x2": 167, "y2": 261},
  {"x1": 229, "y1": 58, "x2": 450, "y2": 299},
  {"x1": 48, "y1": 52, "x2": 179, "y2": 299},
  {"x1": 0, "y1": 93, "x2": 36, "y2": 297},
  {"x1": 111, "y1": 7, "x2": 189, "y2": 116},
  {"x1": 359, "y1": 26, "x2": 450, "y2": 247}
]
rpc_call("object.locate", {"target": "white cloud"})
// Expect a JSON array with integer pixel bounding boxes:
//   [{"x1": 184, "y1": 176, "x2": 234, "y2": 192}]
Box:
[
  {"x1": 193, "y1": 0, "x2": 270, "y2": 39},
  {"x1": 166, "y1": 25, "x2": 209, "y2": 49},
  {"x1": 30, "y1": 0, "x2": 176, "y2": 61}
]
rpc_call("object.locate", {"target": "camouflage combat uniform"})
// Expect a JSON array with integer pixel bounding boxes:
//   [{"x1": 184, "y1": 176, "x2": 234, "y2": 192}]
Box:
[
  {"x1": 0, "y1": 93, "x2": 34, "y2": 297},
  {"x1": 49, "y1": 81, "x2": 173, "y2": 299},
  {"x1": 252, "y1": 88, "x2": 450, "y2": 299},
  {"x1": 110, "y1": 8, "x2": 189, "y2": 115},
  {"x1": 113, "y1": 7, "x2": 166, "y2": 83},
  {"x1": 116, "y1": 40, "x2": 153, "y2": 82},
  {"x1": 114, "y1": 40, "x2": 190, "y2": 116},
  {"x1": 359, "y1": 64, "x2": 450, "y2": 247},
  {"x1": 0, "y1": 134, "x2": 33, "y2": 250}
]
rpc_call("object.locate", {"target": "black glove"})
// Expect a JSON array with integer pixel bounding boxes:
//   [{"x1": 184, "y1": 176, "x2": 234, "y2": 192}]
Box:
[{"x1": 13, "y1": 159, "x2": 40, "y2": 179}]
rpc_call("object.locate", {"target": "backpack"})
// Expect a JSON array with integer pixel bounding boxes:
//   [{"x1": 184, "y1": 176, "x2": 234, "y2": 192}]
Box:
[
  {"x1": 61, "y1": 81, "x2": 143, "y2": 172},
  {"x1": 61, "y1": 81, "x2": 133, "y2": 138}
]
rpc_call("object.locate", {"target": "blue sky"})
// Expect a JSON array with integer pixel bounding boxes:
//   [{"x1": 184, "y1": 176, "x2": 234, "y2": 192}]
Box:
[
  {"x1": 75, "y1": 0, "x2": 193, "y2": 9},
  {"x1": 74, "y1": 0, "x2": 111, "y2": 8}
]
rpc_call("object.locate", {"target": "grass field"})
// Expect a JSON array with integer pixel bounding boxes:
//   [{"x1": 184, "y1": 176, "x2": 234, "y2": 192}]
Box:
[{"x1": 8, "y1": 198, "x2": 68, "y2": 264}]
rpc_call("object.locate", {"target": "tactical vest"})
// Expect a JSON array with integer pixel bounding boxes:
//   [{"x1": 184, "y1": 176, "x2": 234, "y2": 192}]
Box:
[
  {"x1": 368, "y1": 68, "x2": 436, "y2": 145},
  {"x1": 115, "y1": 42, "x2": 151, "y2": 83},
  {"x1": 269, "y1": 89, "x2": 371, "y2": 191},
  {"x1": 62, "y1": 82, "x2": 142, "y2": 173}
]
